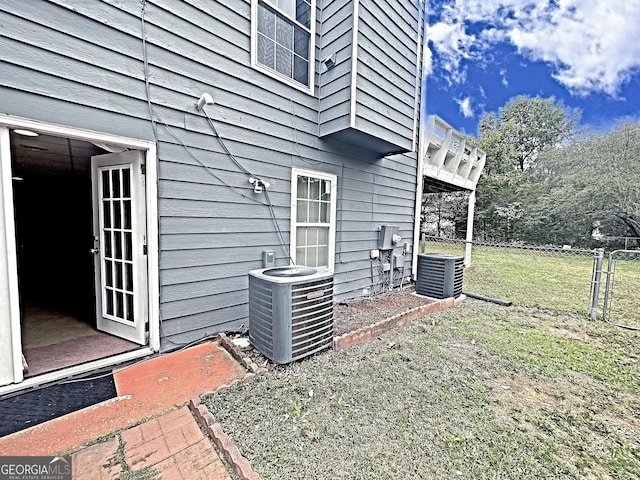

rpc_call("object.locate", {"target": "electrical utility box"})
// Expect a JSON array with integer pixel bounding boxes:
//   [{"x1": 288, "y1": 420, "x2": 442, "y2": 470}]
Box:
[
  {"x1": 378, "y1": 224, "x2": 399, "y2": 250},
  {"x1": 416, "y1": 253, "x2": 464, "y2": 299}
]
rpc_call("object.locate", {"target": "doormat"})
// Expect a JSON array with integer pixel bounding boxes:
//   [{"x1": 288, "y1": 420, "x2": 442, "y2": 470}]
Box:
[{"x1": 0, "y1": 375, "x2": 117, "y2": 437}]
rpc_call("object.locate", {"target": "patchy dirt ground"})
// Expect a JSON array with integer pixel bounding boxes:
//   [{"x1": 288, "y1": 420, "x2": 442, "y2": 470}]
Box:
[
  {"x1": 232, "y1": 286, "x2": 435, "y2": 368},
  {"x1": 333, "y1": 286, "x2": 434, "y2": 336}
]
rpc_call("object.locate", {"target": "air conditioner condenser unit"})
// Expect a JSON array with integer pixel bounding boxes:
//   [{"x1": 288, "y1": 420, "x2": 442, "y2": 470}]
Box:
[
  {"x1": 416, "y1": 253, "x2": 464, "y2": 299},
  {"x1": 249, "y1": 266, "x2": 334, "y2": 364}
]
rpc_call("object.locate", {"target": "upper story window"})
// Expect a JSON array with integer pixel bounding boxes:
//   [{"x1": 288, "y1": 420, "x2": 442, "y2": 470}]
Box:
[{"x1": 252, "y1": 0, "x2": 315, "y2": 93}]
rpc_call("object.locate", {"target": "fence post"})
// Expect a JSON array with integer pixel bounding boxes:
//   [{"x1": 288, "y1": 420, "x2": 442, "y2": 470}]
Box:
[{"x1": 590, "y1": 248, "x2": 605, "y2": 320}]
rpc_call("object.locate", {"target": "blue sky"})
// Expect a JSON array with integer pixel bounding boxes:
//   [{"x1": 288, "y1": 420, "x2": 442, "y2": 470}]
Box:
[{"x1": 425, "y1": 0, "x2": 640, "y2": 136}]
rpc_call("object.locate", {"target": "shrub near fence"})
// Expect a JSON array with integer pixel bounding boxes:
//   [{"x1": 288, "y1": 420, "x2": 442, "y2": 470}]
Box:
[{"x1": 421, "y1": 236, "x2": 596, "y2": 315}]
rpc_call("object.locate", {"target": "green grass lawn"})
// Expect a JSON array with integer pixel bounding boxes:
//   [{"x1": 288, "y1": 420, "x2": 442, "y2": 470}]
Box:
[
  {"x1": 205, "y1": 300, "x2": 640, "y2": 479},
  {"x1": 422, "y1": 240, "x2": 640, "y2": 322},
  {"x1": 464, "y1": 246, "x2": 595, "y2": 313}
]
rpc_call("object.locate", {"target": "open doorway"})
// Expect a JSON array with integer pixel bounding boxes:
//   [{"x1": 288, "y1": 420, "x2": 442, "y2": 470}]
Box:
[{"x1": 10, "y1": 130, "x2": 141, "y2": 377}]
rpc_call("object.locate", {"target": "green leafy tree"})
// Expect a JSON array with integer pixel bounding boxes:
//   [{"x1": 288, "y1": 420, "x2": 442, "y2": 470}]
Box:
[
  {"x1": 522, "y1": 124, "x2": 640, "y2": 247},
  {"x1": 478, "y1": 96, "x2": 580, "y2": 172},
  {"x1": 475, "y1": 96, "x2": 580, "y2": 241}
]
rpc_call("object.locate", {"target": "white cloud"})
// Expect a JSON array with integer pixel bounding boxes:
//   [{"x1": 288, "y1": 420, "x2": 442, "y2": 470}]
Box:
[
  {"x1": 499, "y1": 69, "x2": 508, "y2": 87},
  {"x1": 456, "y1": 97, "x2": 475, "y2": 118},
  {"x1": 427, "y1": 0, "x2": 640, "y2": 96}
]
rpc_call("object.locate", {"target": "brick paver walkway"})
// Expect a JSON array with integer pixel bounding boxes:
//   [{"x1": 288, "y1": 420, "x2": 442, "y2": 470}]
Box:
[{"x1": 72, "y1": 407, "x2": 231, "y2": 480}]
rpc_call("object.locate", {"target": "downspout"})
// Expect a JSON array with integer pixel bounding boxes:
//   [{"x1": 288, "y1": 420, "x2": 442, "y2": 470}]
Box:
[{"x1": 412, "y1": 0, "x2": 428, "y2": 280}]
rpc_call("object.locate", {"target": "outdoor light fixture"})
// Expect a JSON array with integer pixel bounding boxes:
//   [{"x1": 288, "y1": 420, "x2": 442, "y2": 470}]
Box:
[
  {"x1": 13, "y1": 129, "x2": 39, "y2": 137},
  {"x1": 249, "y1": 177, "x2": 270, "y2": 193}
]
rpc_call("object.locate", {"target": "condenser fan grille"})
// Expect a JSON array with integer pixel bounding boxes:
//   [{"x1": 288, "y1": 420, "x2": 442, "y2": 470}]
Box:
[
  {"x1": 290, "y1": 279, "x2": 334, "y2": 360},
  {"x1": 416, "y1": 253, "x2": 464, "y2": 299},
  {"x1": 249, "y1": 269, "x2": 334, "y2": 363}
]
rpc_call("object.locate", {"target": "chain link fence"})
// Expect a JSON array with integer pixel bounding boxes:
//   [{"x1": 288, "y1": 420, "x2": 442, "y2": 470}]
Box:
[
  {"x1": 420, "y1": 235, "x2": 600, "y2": 316},
  {"x1": 602, "y1": 250, "x2": 640, "y2": 330}
]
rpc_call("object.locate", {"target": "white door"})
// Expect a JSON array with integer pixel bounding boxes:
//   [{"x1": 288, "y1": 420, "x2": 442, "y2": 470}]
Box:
[
  {"x1": 0, "y1": 126, "x2": 23, "y2": 386},
  {"x1": 91, "y1": 151, "x2": 148, "y2": 345}
]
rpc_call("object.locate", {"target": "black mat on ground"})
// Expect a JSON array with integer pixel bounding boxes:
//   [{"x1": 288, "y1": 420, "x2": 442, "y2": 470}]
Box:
[{"x1": 0, "y1": 375, "x2": 116, "y2": 437}]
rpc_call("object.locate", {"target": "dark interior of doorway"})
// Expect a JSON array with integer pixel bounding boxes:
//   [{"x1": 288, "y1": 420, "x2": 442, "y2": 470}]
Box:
[{"x1": 10, "y1": 131, "x2": 138, "y2": 377}]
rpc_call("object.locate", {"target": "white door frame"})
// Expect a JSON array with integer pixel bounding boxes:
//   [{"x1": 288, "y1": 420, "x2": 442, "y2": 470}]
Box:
[
  {"x1": 0, "y1": 126, "x2": 22, "y2": 386},
  {"x1": 0, "y1": 114, "x2": 160, "y2": 390}
]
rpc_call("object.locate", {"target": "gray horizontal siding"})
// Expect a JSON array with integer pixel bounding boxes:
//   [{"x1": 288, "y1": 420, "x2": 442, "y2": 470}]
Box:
[
  {"x1": 318, "y1": 0, "x2": 422, "y2": 154},
  {"x1": 316, "y1": 0, "x2": 354, "y2": 138},
  {"x1": 351, "y1": 0, "x2": 419, "y2": 151},
  {"x1": 1, "y1": 0, "x2": 422, "y2": 347}
]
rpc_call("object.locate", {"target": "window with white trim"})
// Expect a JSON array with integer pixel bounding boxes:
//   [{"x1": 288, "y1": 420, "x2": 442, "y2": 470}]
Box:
[
  {"x1": 291, "y1": 169, "x2": 337, "y2": 270},
  {"x1": 253, "y1": 0, "x2": 315, "y2": 91}
]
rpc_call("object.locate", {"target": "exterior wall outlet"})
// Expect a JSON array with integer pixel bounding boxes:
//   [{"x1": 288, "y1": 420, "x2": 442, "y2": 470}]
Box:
[
  {"x1": 262, "y1": 250, "x2": 275, "y2": 268},
  {"x1": 370, "y1": 249, "x2": 380, "y2": 259}
]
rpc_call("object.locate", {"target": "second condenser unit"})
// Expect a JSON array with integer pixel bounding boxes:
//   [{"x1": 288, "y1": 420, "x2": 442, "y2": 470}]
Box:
[
  {"x1": 248, "y1": 266, "x2": 334, "y2": 364},
  {"x1": 416, "y1": 253, "x2": 464, "y2": 299}
]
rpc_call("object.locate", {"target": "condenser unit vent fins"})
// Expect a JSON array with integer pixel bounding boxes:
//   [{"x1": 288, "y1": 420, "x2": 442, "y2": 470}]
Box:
[
  {"x1": 416, "y1": 253, "x2": 463, "y2": 299},
  {"x1": 249, "y1": 267, "x2": 334, "y2": 364}
]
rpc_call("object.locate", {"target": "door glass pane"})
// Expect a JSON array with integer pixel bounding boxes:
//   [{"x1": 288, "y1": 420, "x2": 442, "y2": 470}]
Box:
[
  {"x1": 114, "y1": 201, "x2": 122, "y2": 229},
  {"x1": 104, "y1": 231, "x2": 112, "y2": 258},
  {"x1": 106, "y1": 290, "x2": 114, "y2": 316},
  {"x1": 124, "y1": 232, "x2": 132, "y2": 261},
  {"x1": 114, "y1": 231, "x2": 122, "y2": 259},
  {"x1": 105, "y1": 261, "x2": 113, "y2": 287},
  {"x1": 126, "y1": 294, "x2": 134, "y2": 322},
  {"x1": 102, "y1": 171, "x2": 111, "y2": 199},
  {"x1": 116, "y1": 292, "x2": 124, "y2": 318},
  {"x1": 126, "y1": 263, "x2": 133, "y2": 291},
  {"x1": 123, "y1": 200, "x2": 131, "y2": 229},
  {"x1": 122, "y1": 168, "x2": 131, "y2": 198},
  {"x1": 112, "y1": 169, "x2": 121, "y2": 198},
  {"x1": 103, "y1": 201, "x2": 111, "y2": 228},
  {"x1": 115, "y1": 262, "x2": 122, "y2": 289}
]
